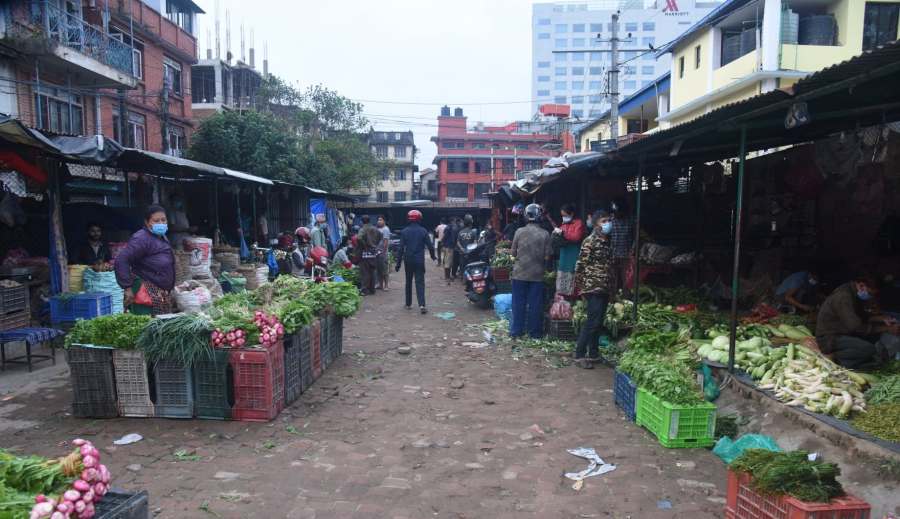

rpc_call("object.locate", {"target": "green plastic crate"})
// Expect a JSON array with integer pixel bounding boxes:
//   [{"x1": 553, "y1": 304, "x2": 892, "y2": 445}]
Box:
[{"x1": 635, "y1": 388, "x2": 716, "y2": 448}]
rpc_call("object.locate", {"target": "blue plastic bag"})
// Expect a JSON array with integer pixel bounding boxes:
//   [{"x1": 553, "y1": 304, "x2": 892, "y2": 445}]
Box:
[
  {"x1": 494, "y1": 293, "x2": 512, "y2": 321},
  {"x1": 712, "y1": 434, "x2": 781, "y2": 465},
  {"x1": 266, "y1": 249, "x2": 279, "y2": 278}
]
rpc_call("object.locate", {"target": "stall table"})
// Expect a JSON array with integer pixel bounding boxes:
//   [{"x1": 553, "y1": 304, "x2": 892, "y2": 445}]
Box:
[{"x1": 0, "y1": 327, "x2": 64, "y2": 372}]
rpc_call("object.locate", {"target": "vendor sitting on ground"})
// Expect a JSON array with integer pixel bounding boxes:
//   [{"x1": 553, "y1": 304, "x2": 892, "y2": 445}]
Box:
[
  {"x1": 815, "y1": 272, "x2": 900, "y2": 370},
  {"x1": 775, "y1": 269, "x2": 820, "y2": 313},
  {"x1": 77, "y1": 222, "x2": 112, "y2": 265}
]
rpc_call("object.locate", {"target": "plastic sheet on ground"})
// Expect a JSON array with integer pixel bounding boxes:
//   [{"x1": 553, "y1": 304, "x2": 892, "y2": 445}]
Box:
[
  {"x1": 435, "y1": 312, "x2": 456, "y2": 320},
  {"x1": 713, "y1": 434, "x2": 781, "y2": 464},
  {"x1": 564, "y1": 447, "x2": 616, "y2": 485}
]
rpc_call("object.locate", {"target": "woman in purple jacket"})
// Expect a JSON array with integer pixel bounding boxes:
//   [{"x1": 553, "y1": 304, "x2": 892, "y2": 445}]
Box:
[{"x1": 115, "y1": 205, "x2": 176, "y2": 315}]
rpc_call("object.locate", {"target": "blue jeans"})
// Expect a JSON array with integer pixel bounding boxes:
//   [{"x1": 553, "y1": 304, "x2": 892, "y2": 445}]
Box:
[{"x1": 510, "y1": 279, "x2": 545, "y2": 338}]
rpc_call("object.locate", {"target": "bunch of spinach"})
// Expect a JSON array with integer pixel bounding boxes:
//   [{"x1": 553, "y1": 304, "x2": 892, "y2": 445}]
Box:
[
  {"x1": 618, "y1": 348, "x2": 703, "y2": 405},
  {"x1": 63, "y1": 313, "x2": 151, "y2": 349},
  {"x1": 276, "y1": 299, "x2": 315, "y2": 334}
]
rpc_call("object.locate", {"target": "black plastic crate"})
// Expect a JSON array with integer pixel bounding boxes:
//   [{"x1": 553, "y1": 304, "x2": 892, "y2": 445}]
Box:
[
  {"x1": 329, "y1": 315, "x2": 343, "y2": 358},
  {"x1": 66, "y1": 345, "x2": 118, "y2": 418},
  {"x1": 545, "y1": 318, "x2": 576, "y2": 342},
  {"x1": 192, "y1": 350, "x2": 231, "y2": 420},
  {"x1": 96, "y1": 489, "x2": 149, "y2": 519},
  {"x1": 283, "y1": 333, "x2": 302, "y2": 406},
  {"x1": 153, "y1": 359, "x2": 194, "y2": 418},
  {"x1": 298, "y1": 326, "x2": 313, "y2": 393},
  {"x1": 0, "y1": 284, "x2": 28, "y2": 315}
]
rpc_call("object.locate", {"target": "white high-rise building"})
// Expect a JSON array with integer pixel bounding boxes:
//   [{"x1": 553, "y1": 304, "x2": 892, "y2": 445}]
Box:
[{"x1": 532, "y1": 0, "x2": 719, "y2": 120}]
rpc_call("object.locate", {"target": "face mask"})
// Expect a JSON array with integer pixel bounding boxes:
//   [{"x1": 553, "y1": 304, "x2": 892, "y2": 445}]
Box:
[
  {"x1": 857, "y1": 289, "x2": 871, "y2": 301},
  {"x1": 562, "y1": 216, "x2": 572, "y2": 223},
  {"x1": 150, "y1": 223, "x2": 168, "y2": 236},
  {"x1": 600, "y1": 222, "x2": 612, "y2": 235}
]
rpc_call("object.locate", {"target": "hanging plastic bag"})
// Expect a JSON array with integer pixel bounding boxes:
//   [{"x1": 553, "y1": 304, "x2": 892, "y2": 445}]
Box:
[
  {"x1": 701, "y1": 364, "x2": 720, "y2": 402},
  {"x1": 266, "y1": 249, "x2": 279, "y2": 278},
  {"x1": 549, "y1": 294, "x2": 573, "y2": 320}
]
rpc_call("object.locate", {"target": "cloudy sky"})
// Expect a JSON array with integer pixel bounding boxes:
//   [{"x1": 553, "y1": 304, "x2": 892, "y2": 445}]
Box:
[{"x1": 193, "y1": 0, "x2": 542, "y2": 171}]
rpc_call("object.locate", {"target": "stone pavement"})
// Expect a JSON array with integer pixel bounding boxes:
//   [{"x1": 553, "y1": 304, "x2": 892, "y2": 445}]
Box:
[{"x1": 0, "y1": 266, "x2": 729, "y2": 518}]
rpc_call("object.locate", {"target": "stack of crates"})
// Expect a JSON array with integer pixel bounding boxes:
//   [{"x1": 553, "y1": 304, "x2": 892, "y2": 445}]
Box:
[
  {"x1": 0, "y1": 282, "x2": 29, "y2": 331},
  {"x1": 50, "y1": 293, "x2": 112, "y2": 328},
  {"x1": 635, "y1": 388, "x2": 716, "y2": 448},
  {"x1": 613, "y1": 370, "x2": 637, "y2": 422},
  {"x1": 192, "y1": 349, "x2": 232, "y2": 420},
  {"x1": 112, "y1": 350, "x2": 154, "y2": 417},
  {"x1": 283, "y1": 333, "x2": 302, "y2": 406},
  {"x1": 66, "y1": 345, "x2": 118, "y2": 418},
  {"x1": 153, "y1": 359, "x2": 194, "y2": 418},
  {"x1": 230, "y1": 340, "x2": 285, "y2": 422},
  {"x1": 298, "y1": 326, "x2": 313, "y2": 393},
  {"x1": 309, "y1": 319, "x2": 323, "y2": 380}
]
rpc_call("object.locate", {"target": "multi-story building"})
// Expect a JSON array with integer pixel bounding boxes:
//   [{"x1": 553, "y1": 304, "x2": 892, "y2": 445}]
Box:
[
  {"x1": 192, "y1": 56, "x2": 263, "y2": 123},
  {"x1": 417, "y1": 167, "x2": 438, "y2": 200},
  {"x1": 431, "y1": 106, "x2": 567, "y2": 203},
  {"x1": 351, "y1": 130, "x2": 416, "y2": 203},
  {"x1": 531, "y1": 0, "x2": 718, "y2": 120},
  {"x1": 659, "y1": 0, "x2": 900, "y2": 128},
  {"x1": 0, "y1": 0, "x2": 201, "y2": 156}
]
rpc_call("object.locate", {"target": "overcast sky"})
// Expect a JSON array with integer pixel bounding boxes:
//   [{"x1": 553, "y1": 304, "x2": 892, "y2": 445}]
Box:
[{"x1": 194, "y1": 0, "x2": 543, "y2": 172}]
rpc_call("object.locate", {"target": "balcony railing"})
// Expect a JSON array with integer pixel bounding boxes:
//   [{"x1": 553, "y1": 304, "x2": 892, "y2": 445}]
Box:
[{"x1": 31, "y1": 1, "x2": 134, "y2": 76}]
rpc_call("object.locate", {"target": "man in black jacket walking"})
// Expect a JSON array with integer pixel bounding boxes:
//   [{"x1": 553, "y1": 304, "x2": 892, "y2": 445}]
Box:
[{"x1": 395, "y1": 210, "x2": 436, "y2": 313}]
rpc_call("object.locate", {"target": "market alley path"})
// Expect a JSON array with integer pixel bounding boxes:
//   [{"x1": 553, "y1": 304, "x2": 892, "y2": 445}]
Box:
[{"x1": 1, "y1": 266, "x2": 728, "y2": 518}]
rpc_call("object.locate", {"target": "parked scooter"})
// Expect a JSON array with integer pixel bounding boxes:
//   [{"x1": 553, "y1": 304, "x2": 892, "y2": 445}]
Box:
[{"x1": 462, "y1": 242, "x2": 495, "y2": 309}]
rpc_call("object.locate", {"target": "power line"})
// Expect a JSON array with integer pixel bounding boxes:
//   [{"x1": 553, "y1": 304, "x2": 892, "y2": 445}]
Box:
[{"x1": 351, "y1": 98, "x2": 538, "y2": 106}]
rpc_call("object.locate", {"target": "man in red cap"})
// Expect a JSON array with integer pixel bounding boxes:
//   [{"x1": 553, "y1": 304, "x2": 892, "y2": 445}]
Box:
[{"x1": 395, "y1": 210, "x2": 436, "y2": 313}]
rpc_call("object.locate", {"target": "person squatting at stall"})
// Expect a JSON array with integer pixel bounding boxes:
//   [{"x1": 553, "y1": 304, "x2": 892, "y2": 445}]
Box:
[
  {"x1": 573, "y1": 210, "x2": 614, "y2": 369},
  {"x1": 357, "y1": 215, "x2": 383, "y2": 295},
  {"x1": 332, "y1": 236, "x2": 353, "y2": 269},
  {"x1": 395, "y1": 210, "x2": 436, "y2": 314},
  {"x1": 815, "y1": 273, "x2": 900, "y2": 369},
  {"x1": 115, "y1": 205, "x2": 175, "y2": 316},
  {"x1": 553, "y1": 204, "x2": 586, "y2": 297},
  {"x1": 510, "y1": 204, "x2": 553, "y2": 339},
  {"x1": 77, "y1": 222, "x2": 112, "y2": 265},
  {"x1": 775, "y1": 269, "x2": 820, "y2": 313}
]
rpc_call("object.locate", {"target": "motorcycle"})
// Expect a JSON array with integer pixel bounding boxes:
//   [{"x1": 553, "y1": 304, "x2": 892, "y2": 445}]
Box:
[
  {"x1": 462, "y1": 242, "x2": 495, "y2": 309},
  {"x1": 306, "y1": 246, "x2": 330, "y2": 283}
]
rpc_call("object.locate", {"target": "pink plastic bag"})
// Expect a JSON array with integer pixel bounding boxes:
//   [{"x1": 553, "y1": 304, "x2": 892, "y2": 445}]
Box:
[{"x1": 549, "y1": 294, "x2": 573, "y2": 320}]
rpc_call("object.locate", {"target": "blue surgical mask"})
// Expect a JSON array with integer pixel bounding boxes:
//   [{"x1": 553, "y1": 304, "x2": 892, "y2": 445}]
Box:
[
  {"x1": 150, "y1": 223, "x2": 168, "y2": 236},
  {"x1": 562, "y1": 216, "x2": 572, "y2": 223},
  {"x1": 857, "y1": 289, "x2": 871, "y2": 301},
  {"x1": 600, "y1": 221, "x2": 613, "y2": 235}
]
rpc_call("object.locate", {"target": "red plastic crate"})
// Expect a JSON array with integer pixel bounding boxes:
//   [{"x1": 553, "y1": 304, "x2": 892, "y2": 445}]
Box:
[
  {"x1": 310, "y1": 319, "x2": 322, "y2": 379},
  {"x1": 492, "y1": 267, "x2": 510, "y2": 282},
  {"x1": 229, "y1": 340, "x2": 285, "y2": 422},
  {"x1": 726, "y1": 471, "x2": 871, "y2": 519}
]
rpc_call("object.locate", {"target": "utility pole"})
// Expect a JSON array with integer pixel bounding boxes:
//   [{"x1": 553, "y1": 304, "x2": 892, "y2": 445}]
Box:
[{"x1": 609, "y1": 12, "x2": 620, "y2": 144}]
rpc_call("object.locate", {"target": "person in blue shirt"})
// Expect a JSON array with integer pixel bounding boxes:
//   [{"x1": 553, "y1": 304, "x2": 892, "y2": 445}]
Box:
[{"x1": 775, "y1": 270, "x2": 820, "y2": 313}]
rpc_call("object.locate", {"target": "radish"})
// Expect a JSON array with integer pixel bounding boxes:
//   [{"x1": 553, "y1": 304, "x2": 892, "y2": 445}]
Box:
[
  {"x1": 72, "y1": 439, "x2": 87, "y2": 447},
  {"x1": 63, "y1": 491, "x2": 80, "y2": 503},
  {"x1": 236, "y1": 338, "x2": 245, "y2": 347},
  {"x1": 81, "y1": 491, "x2": 93, "y2": 504},
  {"x1": 73, "y1": 480, "x2": 90, "y2": 492},
  {"x1": 73, "y1": 501, "x2": 86, "y2": 514},
  {"x1": 93, "y1": 483, "x2": 106, "y2": 496},
  {"x1": 79, "y1": 445, "x2": 92, "y2": 457},
  {"x1": 35, "y1": 495, "x2": 48, "y2": 504},
  {"x1": 81, "y1": 455, "x2": 97, "y2": 469},
  {"x1": 99, "y1": 465, "x2": 110, "y2": 484},
  {"x1": 50, "y1": 512, "x2": 64, "y2": 519}
]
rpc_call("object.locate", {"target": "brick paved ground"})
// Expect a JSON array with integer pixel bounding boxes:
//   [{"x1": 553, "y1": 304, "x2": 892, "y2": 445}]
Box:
[{"x1": 0, "y1": 267, "x2": 730, "y2": 518}]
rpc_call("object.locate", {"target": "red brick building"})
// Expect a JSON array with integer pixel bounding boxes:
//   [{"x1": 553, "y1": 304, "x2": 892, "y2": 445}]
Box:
[{"x1": 431, "y1": 106, "x2": 571, "y2": 202}]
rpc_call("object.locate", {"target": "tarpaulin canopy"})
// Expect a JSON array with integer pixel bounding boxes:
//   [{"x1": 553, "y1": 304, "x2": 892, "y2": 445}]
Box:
[{"x1": 0, "y1": 115, "x2": 123, "y2": 165}]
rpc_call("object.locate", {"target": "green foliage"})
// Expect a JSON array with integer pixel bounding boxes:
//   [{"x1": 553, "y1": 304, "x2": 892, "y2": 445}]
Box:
[
  {"x1": 619, "y1": 348, "x2": 704, "y2": 405},
  {"x1": 136, "y1": 314, "x2": 214, "y2": 366},
  {"x1": 0, "y1": 450, "x2": 70, "y2": 496},
  {"x1": 730, "y1": 449, "x2": 844, "y2": 502},
  {"x1": 276, "y1": 299, "x2": 315, "y2": 334},
  {"x1": 328, "y1": 264, "x2": 360, "y2": 286},
  {"x1": 63, "y1": 313, "x2": 151, "y2": 349}
]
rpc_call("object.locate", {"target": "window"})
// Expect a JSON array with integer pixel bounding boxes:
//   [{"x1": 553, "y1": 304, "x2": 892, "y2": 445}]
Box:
[
  {"x1": 642, "y1": 80, "x2": 652, "y2": 87},
  {"x1": 555, "y1": 38, "x2": 567, "y2": 48},
  {"x1": 554, "y1": 81, "x2": 567, "y2": 90},
  {"x1": 642, "y1": 36, "x2": 655, "y2": 47},
  {"x1": 394, "y1": 191, "x2": 407, "y2": 201},
  {"x1": 112, "y1": 111, "x2": 146, "y2": 149},
  {"x1": 447, "y1": 183, "x2": 469, "y2": 199},
  {"x1": 573, "y1": 109, "x2": 584, "y2": 118},
  {"x1": 474, "y1": 184, "x2": 491, "y2": 199},
  {"x1": 555, "y1": 53, "x2": 568, "y2": 62},
  {"x1": 394, "y1": 145, "x2": 406, "y2": 158},
  {"x1": 573, "y1": 23, "x2": 585, "y2": 32},
  {"x1": 863, "y1": 3, "x2": 900, "y2": 50},
  {"x1": 522, "y1": 159, "x2": 544, "y2": 170},
  {"x1": 498, "y1": 159, "x2": 515, "y2": 174},
  {"x1": 572, "y1": 81, "x2": 584, "y2": 90},
  {"x1": 515, "y1": 143, "x2": 529, "y2": 150},
  {"x1": 377, "y1": 191, "x2": 389, "y2": 203},
  {"x1": 590, "y1": 23, "x2": 602, "y2": 33},
  {"x1": 590, "y1": 66, "x2": 603, "y2": 75},
  {"x1": 163, "y1": 57, "x2": 182, "y2": 95},
  {"x1": 590, "y1": 51, "x2": 603, "y2": 61},
  {"x1": 642, "y1": 65, "x2": 655, "y2": 75},
  {"x1": 380, "y1": 169, "x2": 389, "y2": 181},
  {"x1": 625, "y1": 22, "x2": 638, "y2": 32},
  {"x1": 591, "y1": 38, "x2": 602, "y2": 47},
  {"x1": 472, "y1": 142, "x2": 486, "y2": 149},
  {"x1": 555, "y1": 67, "x2": 566, "y2": 76},
  {"x1": 537, "y1": 89, "x2": 550, "y2": 96},
  {"x1": 572, "y1": 95, "x2": 584, "y2": 104},
  {"x1": 695, "y1": 44, "x2": 701, "y2": 68},
  {"x1": 554, "y1": 96, "x2": 567, "y2": 103},
  {"x1": 555, "y1": 24, "x2": 567, "y2": 33},
  {"x1": 538, "y1": 32, "x2": 550, "y2": 40},
  {"x1": 446, "y1": 159, "x2": 468, "y2": 173},
  {"x1": 167, "y1": 126, "x2": 186, "y2": 157},
  {"x1": 589, "y1": 109, "x2": 603, "y2": 117},
  {"x1": 589, "y1": 94, "x2": 603, "y2": 103},
  {"x1": 624, "y1": 66, "x2": 636, "y2": 75},
  {"x1": 589, "y1": 80, "x2": 601, "y2": 90},
  {"x1": 572, "y1": 66, "x2": 585, "y2": 75},
  {"x1": 572, "y1": 52, "x2": 585, "y2": 61},
  {"x1": 538, "y1": 75, "x2": 550, "y2": 82},
  {"x1": 165, "y1": 1, "x2": 194, "y2": 33},
  {"x1": 538, "y1": 61, "x2": 551, "y2": 68},
  {"x1": 678, "y1": 56, "x2": 685, "y2": 78},
  {"x1": 572, "y1": 38, "x2": 585, "y2": 47},
  {"x1": 375, "y1": 145, "x2": 388, "y2": 158},
  {"x1": 473, "y1": 159, "x2": 491, "y2": 174},
  {"x1": 624, "y1": 50, "x2": 639, "y2": 59},
  {"x1": 34, "y1": 85, "x2": 83, "y2": 135},
  {"x1": 538, "y1": 18, "x2": 551, "y2": 25},
  {"x1": 623, "y1": 80, "x2": 637, "y2": 90},
  {"x1": 643, "y1": 22, "x2": 655, "y2": 31}
]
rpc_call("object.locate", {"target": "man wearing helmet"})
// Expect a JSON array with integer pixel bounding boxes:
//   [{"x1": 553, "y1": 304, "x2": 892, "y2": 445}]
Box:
[
  {"x1": 395, "y1": 210, "x2": 436, "y2": 313},
  {"x1": 510, "y1": 203, "x2": 553, "y2": 339},
  {"x1": 455, "y1": 214, "x2": 478, "y2": 272},
  {"x1": 291, "y1": 227, "x2": 312, "y2": 278}
]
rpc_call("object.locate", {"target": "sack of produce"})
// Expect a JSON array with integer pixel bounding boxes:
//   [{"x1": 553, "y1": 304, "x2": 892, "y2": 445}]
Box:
[
  {"x1": 172, "y1": 280, "x2": 213, "y2": 313},
  {"x1": 82, "y1": 268, "x2": 124, "y2": 314},
  {"x1": 182, "y1": 236, "x2": 213, "y2": 278}
]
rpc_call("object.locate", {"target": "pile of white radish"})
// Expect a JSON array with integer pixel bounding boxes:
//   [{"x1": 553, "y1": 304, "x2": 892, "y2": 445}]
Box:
[
  {"x1": 30, "y1": 439, "x2": 110, "y2": 519},
  {"x1": 696, "y1": 336, "x2": 869, "y2": 418}
]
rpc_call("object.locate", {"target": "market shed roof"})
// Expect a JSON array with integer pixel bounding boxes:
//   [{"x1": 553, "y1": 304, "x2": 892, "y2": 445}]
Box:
[
  {"x1": 113, "y1": 149, "x2": 273, "y2": 185},
  {"x1": 0, "y1": 115, "x2": 123, "y2": 164}
]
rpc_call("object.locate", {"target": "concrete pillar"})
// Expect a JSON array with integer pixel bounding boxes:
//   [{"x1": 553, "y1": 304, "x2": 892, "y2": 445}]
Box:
[
  {"x1": 214, "y1": 61, "x2": 223, "y2": 104},
  {"x1": 761, "y1": 0, "x2": 783, "y2": 72}
]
